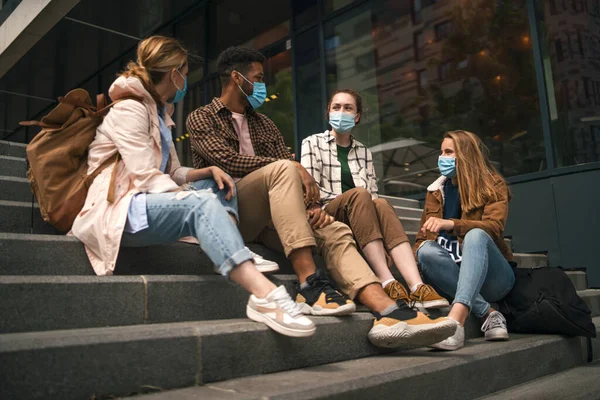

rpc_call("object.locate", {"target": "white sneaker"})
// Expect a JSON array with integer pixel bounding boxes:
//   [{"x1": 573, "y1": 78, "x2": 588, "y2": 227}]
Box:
[
  {"x1": 429, "y1": 320, "x2": 464, "y2": 351},
  {"x1": 247, "y1": 247, "x2": 279, "y2": 273},
  {"x1": 246, "y1": 286, "x2": 316, "y2": 337},
  {"x1": 482, "y1": 311, "x2": 509, "y2": 341}
]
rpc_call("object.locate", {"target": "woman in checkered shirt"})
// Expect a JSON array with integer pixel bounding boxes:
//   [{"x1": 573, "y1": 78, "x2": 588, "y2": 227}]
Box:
[{"x1": 301, "y1": 89, "x2": 448, "y2": 310}]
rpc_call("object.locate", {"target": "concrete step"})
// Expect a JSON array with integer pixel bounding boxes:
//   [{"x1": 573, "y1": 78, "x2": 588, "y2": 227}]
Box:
[
  {"x1": 0, "y1": 233, "x2": 304, "y2": 276},
  {"x1": 0, "y1": 140, "x2": 27, "y2": 158},
  {"x1": 0, "y1": 274, "x2": 295, "y2": 334},
  {"x1": 566, "y1": 270, "x2": 589, "y2": 291},
  {"x1": 514, "y1": 252, "x2": 548, "y2": 268},
  {"x1": 2, "y1": 270, "x2": 597, "y2": 335},
  {"x1": 0, "y1": 176, "x2": 32, "y2": 202},
  {"x1": 392, "y1": 205, "x2": 422, "y2": 219},
  {"x1": 398, "y1": 216, "x2": 420, "y2": 232},
  {"x1": 379, "y1": 194, "x2": 420, "y2": 209},
  {"x1": 0, "y1": 155, "x2": 26, "y2": 177},
  {"x1": 0, "y1": 233, "x2": 548, "y2": 277},
  {"x1": 124, "y1": 316, "x2": 600, "y2": 400},
  {"x1": 0, "y1": 314, "x2": 387, "y2": 400},
  {"x1": 478, "y1": 360, "x2": 600, "y2": 400},
  {"x1": 0, "y1": 200, "x2": 58, "y2": 234}
]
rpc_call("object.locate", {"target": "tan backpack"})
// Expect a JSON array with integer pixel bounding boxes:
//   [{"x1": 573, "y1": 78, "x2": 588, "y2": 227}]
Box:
[{"x1": 21, "y1": 89, "x2": 141, "y2": 232}]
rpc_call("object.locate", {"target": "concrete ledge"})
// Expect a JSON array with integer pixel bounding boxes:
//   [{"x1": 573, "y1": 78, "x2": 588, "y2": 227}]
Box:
[
  {"x1": 0, "y1": 140, "x2": 26, "y2": 157},
  {"x1": 0, "y1": 176, "x2": 32, "y2": 202},
  {"x1": 0, "y1": 200, "x2": 59, "y2": 234},
  {"x1": 129, "y1": 317, "x2": 600, "y2": 400},
  {"x1": 0, "y1": 155, "x2": 26, "y2": 177}
]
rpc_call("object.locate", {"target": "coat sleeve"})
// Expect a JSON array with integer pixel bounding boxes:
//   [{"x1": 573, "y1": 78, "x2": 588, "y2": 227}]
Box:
[
  {"x1": 105, "y1": 100, "x2": 179, "y2": 193},
  {"x1": 167, "y1": 143, "x2": 193, "y2": 185},
  {"x1": 449, "y1": 179, "x2": 509, "y2": 242}
]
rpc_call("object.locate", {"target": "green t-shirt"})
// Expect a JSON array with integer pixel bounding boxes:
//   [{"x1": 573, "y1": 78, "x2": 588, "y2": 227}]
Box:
[{"x1": 337, "y1": 145, "x2": 355, "y2": 193}]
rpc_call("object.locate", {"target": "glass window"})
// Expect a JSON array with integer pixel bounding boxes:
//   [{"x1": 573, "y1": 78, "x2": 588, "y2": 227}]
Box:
[
  {"x1": 540, "y1": 0, "x2": 600, "y2": 166},
  {"x1": 295, "y1": 27, "x2": 325, "y2": 146},
  {"x1": 323, "y1": 0, "x2": 548, "y2": 197},
  {"x1": 412, "y1": 0, "x2": 423, "y2": 24},
  {"x1": 260, "y1": 43, "x2": 296, "y2": 152},
  {"x1": 293, "y1": 0, "x2": 318, "y2": 29},
  {"x1": 324, "y1": 0, "x2": 356, "y2": 15}
]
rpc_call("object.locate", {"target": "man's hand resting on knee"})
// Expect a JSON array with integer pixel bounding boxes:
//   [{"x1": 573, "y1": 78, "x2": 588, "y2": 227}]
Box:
[{"x1": 307, "y1": 205, "x2": 335, "y2": 230}]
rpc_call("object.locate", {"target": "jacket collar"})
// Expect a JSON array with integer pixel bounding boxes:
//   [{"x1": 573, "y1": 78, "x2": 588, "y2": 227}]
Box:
[
  {"x1": 209, "y1": 97, "x2": 256, "y2": 116},
  {"x1": 427, "y1": 175, "x2": 448, "y2": 192}
]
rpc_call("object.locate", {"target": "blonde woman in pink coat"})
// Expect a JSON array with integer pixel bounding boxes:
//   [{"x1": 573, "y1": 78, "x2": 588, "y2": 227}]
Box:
[{"x1": 71, "y1": 36, "x2": 315, "y2": 337}]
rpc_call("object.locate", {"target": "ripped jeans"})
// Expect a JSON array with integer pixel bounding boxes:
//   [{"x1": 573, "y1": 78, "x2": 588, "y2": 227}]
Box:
[{"x1": 120, "y1": 178, "x2": 252, "y2": 277}]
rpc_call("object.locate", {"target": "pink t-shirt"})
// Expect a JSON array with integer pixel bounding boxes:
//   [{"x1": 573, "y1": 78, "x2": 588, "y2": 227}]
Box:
[{"x1": 231, "y1": 111, "x2": 255, "y2": 157}]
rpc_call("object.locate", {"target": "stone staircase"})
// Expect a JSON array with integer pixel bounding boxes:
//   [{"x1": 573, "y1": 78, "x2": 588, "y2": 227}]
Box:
[{"x1": 0, "y1": 139, "x2": 598, "y2": 400}]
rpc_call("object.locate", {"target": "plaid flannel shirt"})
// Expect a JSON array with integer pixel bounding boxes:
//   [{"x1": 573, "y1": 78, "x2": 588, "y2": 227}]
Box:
[
  {"x1": 187, "y1": 97, "x2": 293, "y2": 178},
  {"x1": 301, "y1": 130, "x2": 379, "y2": 204}
]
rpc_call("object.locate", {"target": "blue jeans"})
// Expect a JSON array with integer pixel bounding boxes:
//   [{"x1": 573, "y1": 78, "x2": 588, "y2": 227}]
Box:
[
  {"x1": 121, "y1": 178, "x2": 251, "y2": 277},
  {"x1": 417, "y1": 228, "x2": 515, "y2": 318}
]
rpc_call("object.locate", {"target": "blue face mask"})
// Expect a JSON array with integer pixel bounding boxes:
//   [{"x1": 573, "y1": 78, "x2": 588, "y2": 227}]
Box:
[
  {"x1": 168, "y1": 69, "x2": 187, "y2": 104},
  {"x1": 236, "y1": 71, "x2": 267, "y2": 109},
  {"x1": 438, "y1": 156, "x2": 457, "y2": 178},
  {"x1": 329, "y1": 112, "x2": 356, "y2": 134}
]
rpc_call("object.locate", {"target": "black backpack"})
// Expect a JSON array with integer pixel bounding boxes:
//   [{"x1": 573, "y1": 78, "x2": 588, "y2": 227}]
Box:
[{"x1": 498, "y1": 267, "x2": 596, "y2": 339}]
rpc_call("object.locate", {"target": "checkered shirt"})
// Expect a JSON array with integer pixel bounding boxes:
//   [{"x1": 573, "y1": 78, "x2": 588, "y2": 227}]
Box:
[
  {"x1": 187, "y1": 97, "x2": 293, "y2": 178},
  {"x1": 301, "y1": 130, "x2": 379, "y2": 204}
]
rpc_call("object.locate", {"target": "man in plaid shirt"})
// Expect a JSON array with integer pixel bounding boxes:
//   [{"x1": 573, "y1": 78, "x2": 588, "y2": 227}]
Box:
[{"x1": 187, "y1": 47, "x2": 456, "y2": 348}]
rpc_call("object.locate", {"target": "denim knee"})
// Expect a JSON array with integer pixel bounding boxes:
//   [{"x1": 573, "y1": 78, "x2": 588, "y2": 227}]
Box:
[{"x1": 463, "y1": 228, "x2": 491, "y2": 245}]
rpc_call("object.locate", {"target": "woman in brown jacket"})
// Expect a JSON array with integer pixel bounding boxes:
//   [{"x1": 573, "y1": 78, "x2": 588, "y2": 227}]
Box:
[{"x1": 414, "y1": 130, "x2": 515, "y2": 351}]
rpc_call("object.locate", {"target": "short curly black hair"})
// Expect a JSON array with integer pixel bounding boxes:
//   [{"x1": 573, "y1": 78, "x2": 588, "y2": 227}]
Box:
[{"x1": 217, "y1": 46, "x2": 266, "y2": 85}]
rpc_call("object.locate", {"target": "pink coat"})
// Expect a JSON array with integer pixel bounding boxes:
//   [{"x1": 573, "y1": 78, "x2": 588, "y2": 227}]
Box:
[{"x1": 71, "y1": 76, "x2": 192, "y2": 275}]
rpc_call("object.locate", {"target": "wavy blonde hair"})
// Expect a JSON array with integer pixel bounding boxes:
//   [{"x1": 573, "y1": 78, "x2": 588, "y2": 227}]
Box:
[
  {"x1": 120, "y1": 35, "x2": 188, "y2": 106},
  {"x1": 445, "y1": 130, "x2": 508, "y2": 212}
]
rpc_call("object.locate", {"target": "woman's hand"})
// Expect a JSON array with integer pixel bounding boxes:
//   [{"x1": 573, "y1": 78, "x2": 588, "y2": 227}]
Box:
[
  {"x1": 307, "y1": 205, "x2": 335, "y2": 229},
  {"x1": 422, "y1": 217, "x2": 454, "y2": 234},
  {"x1": 210, "y1": 166, "x2": 236, "y2": 201}
]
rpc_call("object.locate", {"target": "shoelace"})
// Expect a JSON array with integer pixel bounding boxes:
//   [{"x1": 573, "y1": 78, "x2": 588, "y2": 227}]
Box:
[
  {"x1": 414, "y1": 284, "x2": 433, "y2": 300},
  {"x1": 311, "y1": 275, "x2": 345, "y2": 302},
  {"x1": 481, "y1": 311, "x2": 507, "y2": 332},
  {"x1": 271, "y1": 288, "x2": 303, "y2": 317},
  {"x1": 388, "y1": 282, "x2": 410, "y2": 301}
]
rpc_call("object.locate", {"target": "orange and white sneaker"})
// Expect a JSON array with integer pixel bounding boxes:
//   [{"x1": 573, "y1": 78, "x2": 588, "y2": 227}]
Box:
[
  {"x1": 383, "y1": 280, "x2": 411, "y2": 303},
  {"x1": 368, "y1": 302, "x2": 457, "y2": 348},
  {"x1": 296, "y1": 271, "x2": 356, "y2": 316},
  {"x1": 410, "y1": 284, "x2": 449, "y2": 309},
  {"x1": 247, "y1": 286, "x2": 316, "y2": 337}
]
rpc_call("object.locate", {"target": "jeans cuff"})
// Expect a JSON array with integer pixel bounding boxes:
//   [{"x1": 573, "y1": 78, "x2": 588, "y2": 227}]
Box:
[
  {"x1": 217, "y1": 247, "x2": 253, "y2": 278},
  {"x1": 452, "y1": 297, "x2": 473, "y2": 311}
]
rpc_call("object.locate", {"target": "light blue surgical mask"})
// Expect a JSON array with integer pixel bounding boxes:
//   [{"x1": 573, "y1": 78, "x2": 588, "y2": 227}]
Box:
[
  {"x1": 236, "y1": 71, "x2": 267, "y2": 109},
  {"x1": 438, "y1": 156, "x2": 457, "y2": 178},
  {"x1": 329, "y1": 112, "x2": 356, "y2": 134},
  {"x1": 168, "y1": 69, "x2": 187, "y2": 104}
]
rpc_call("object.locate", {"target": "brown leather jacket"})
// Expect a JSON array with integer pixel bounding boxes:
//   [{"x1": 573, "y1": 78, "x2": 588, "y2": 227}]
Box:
[{"x1": 413, "y1": 175, "x2": 513, "y2": 262}]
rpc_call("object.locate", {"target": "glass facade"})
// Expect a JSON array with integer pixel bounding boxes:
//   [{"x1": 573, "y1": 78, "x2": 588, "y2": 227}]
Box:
[{"x1": 1, "y1": 0, "x2": 599, "y2": 198}]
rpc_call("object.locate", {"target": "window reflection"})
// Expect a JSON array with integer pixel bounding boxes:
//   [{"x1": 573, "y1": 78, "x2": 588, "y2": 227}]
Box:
[
  {"x1": 540, "y1": 0, "x2": 600, "y2": 166},
  {"x1": 324, "y1": 0, "x2": 546, "y2": 197}
]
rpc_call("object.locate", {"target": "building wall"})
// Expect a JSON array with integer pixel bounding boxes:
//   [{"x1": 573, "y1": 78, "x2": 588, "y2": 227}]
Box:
[{"x1": 506, "y1": 167, "x2": 600, "y2": 287}]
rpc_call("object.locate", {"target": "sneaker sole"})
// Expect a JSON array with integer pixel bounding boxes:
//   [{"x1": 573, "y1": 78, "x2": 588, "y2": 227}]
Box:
[
  {"x1": 246, "y1": 305, "x2": 316, "y2": 337},
  {"x1": 429, "y1": 340, "x2": 465, "y2": 351},
  {"x1": 368, "y1": 319, "x2": 457, "y2": 349},
  {"x1": 299, "y1": 302, "x2": 356, "y2": 316},
  {"x1": 255, "y1": 264, "x2": 280, "y2": 274},
  {"x1": 413, "y1": 299, "x2": 450, "y2": 309},
  {"x1": 485, "y1": 330, "x2": 509, "y2": 341}
]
